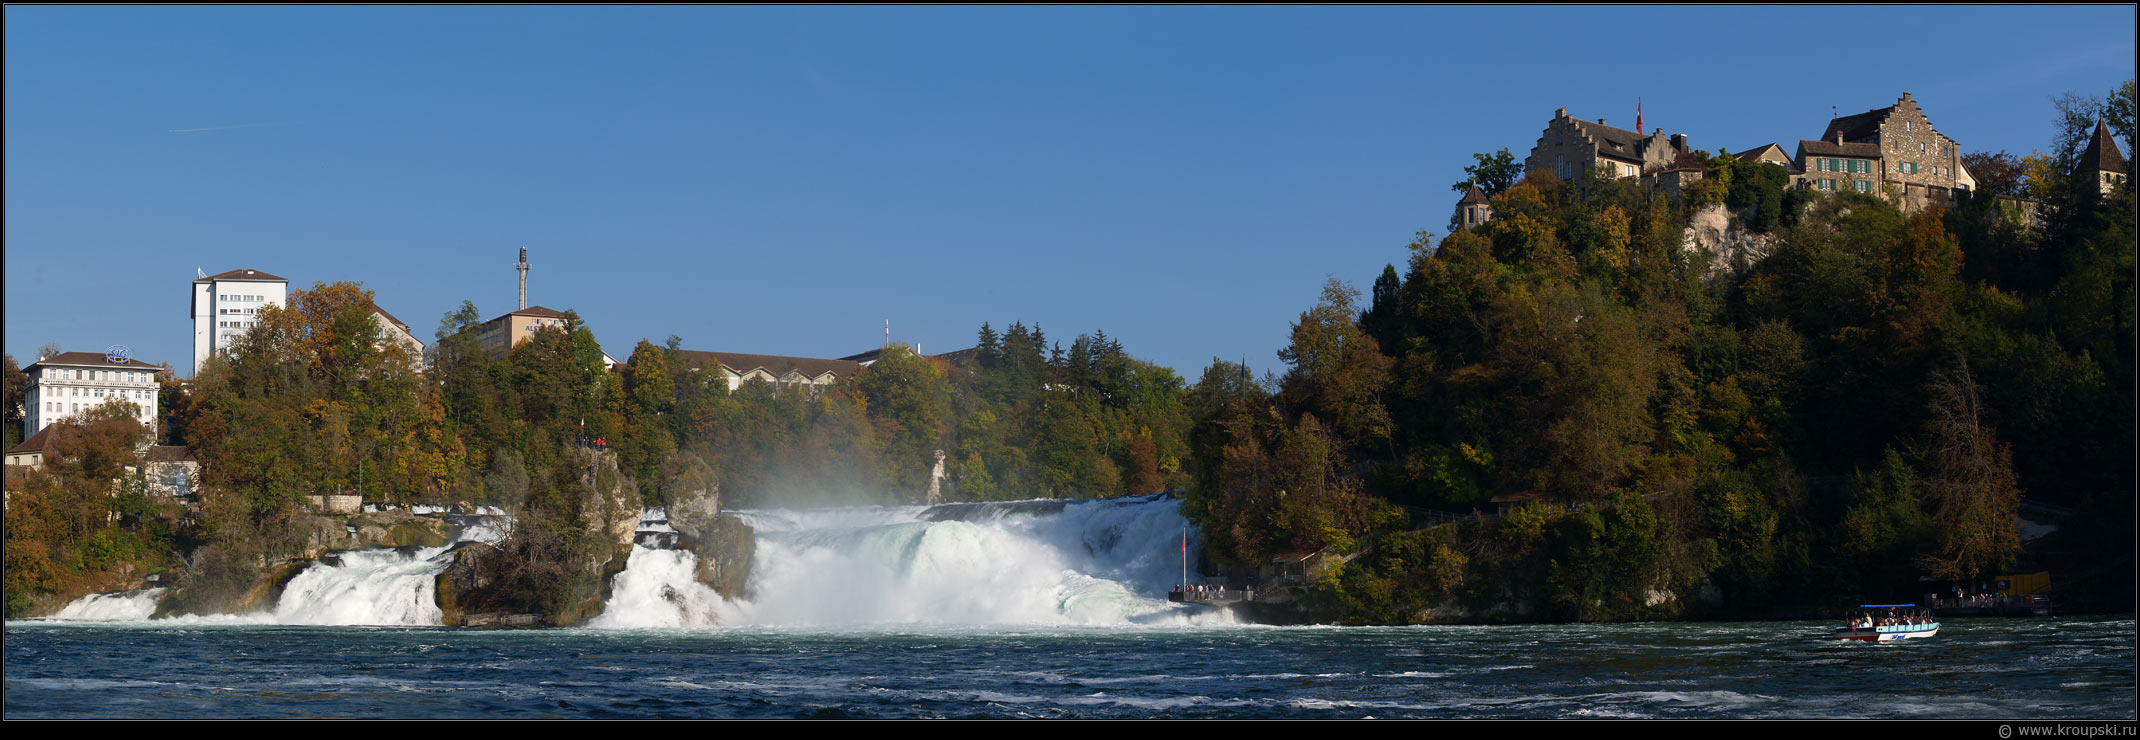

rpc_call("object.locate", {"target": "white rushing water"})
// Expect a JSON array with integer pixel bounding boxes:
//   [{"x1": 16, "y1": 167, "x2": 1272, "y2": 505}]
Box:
[
  {"x1": 588, "y1": 546, "x2": 739, "y2": 629},
  {"x1": 272, "y1": 546, "x2": 455, "y2": 626},
  {"x1": 40, "y1": 515, "x2": 512, "y2": 626},
  {"x1": 706, "y1": 495, "x2": 1217, "y2": 628},
  {"x1": 46, "y1": 589, "x2": 167, "y2": 621}
]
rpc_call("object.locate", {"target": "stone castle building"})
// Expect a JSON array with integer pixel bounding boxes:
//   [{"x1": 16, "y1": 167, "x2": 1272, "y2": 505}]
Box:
[
  {"x1": 1793, "y1": 92, "x2": 1974, "y2": 210},
  {"x1": 1523, "y1": 108, "x2": 1696, "y2": 185},
  {"x1": 1453, "y1": 92, "x2": 1991, "y2": 228}
]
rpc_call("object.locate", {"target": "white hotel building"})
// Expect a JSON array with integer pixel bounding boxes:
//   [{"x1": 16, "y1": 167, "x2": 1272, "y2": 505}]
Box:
[
  {"x1": 24, "y1": 351, "x2": 164, "y2": 435},
  {"x1": 191, "y1": 268, "x2": 288, "y2": 377}
]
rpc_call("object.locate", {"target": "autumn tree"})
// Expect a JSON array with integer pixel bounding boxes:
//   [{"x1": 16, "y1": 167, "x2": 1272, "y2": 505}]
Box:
[
  {"x1": 1278, "y1": 279, "x2": 1393, "y2": 448},
  {"x1": 1912, "y1": 358, "x2": 2022, "y2": 581}
]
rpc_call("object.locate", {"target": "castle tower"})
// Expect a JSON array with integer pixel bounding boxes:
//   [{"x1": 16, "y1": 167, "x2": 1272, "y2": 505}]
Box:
[{"x1": 2075, "y1": 120, "x2": 2130, "y2": 199}]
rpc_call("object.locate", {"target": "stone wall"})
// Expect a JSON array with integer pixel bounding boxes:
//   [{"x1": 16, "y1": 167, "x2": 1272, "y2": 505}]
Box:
[{"x1": 1872, "y1": 94, "x2": 1965, "y2": 203}]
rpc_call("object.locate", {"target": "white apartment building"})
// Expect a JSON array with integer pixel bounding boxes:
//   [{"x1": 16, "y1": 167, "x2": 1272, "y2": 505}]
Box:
[
  {"x1": 24, "y1": 351, "x2": 163, "y2": 435},
  {"x1": 191, "y1": 268, "x2": 288, "y2": 377}
]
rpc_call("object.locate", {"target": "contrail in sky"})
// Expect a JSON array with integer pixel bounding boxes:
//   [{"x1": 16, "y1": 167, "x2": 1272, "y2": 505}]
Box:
[{"x1": 167, "y1": 123, "x2": 273, "y2": 133}]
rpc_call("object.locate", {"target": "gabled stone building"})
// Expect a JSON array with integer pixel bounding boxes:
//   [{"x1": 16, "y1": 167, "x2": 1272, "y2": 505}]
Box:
[
  {"x1": 1793, "y1": 92, "x2": 1970, "y2": 211},
  {"x1": 1523, "y1": 108, "x2": 1695, "y2": 184}
]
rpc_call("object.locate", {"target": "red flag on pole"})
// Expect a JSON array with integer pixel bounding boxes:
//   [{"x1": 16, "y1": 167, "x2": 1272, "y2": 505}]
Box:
[{"x1": 1637, "y1": 98, "x2": 1644, "y2": 134}]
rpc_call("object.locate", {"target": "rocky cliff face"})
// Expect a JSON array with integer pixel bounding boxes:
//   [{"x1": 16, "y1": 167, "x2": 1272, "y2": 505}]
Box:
[
  {"x1": 291, "y1": 511, "x2": 457, "y2": 558},
  {"x1": 435, "y1": 447, "x2": 642, "y2": 627},
  {"x1": 1684, "y1": 203, "x2": 1779, "y2": 276},
  {"x1": 666, "y1": 482, "x2": 755, "y2": 600}
]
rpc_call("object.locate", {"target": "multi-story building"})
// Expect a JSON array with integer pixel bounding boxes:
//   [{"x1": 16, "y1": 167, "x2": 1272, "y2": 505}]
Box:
[
  {"x1": 1524, "y1": 108, "x2": 1696, "y2": 185},
  {"x1": 190, "y1": 268, "x2": 288, "y2": 377},
  {"x1": 369, "y1": 303, "x2": 426, "y2": 369},
  {"x1": 23, "y1": 351, "x2": 162, "y2": 435},
  {"x1": 474, "y1": 305, "x2": 571, "y2": 361},
  {"x1": 672, "y1": 349, "x2": 864, "y2": 393},
  {"x1": 1793, "y1": 92, "x2": 1971, "y2": 211}
]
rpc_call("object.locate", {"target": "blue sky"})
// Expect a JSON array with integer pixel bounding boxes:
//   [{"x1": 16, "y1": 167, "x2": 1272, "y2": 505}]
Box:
[{"x1": 6, "y1": 6, "x2": 2134, "y2": 378}]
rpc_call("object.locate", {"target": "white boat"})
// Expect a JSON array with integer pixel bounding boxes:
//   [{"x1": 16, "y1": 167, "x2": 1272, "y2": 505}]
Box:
[{"x1": 1830, "y1": 603, "x2": 1939, "y2": 642}]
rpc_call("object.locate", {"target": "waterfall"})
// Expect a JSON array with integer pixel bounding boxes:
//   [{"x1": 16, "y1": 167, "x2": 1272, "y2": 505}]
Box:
[
  {"x1": 262, "y1": 514, "x2": 509, "y2": 626},
  {"x1": 46, "y1": 588, "x2": 167, "y2": 621},
  {"x1": 270, "y1": 546, "x2": 454, "y2": 626},
  {"x1": 724, "y1": 493, "x2": 1210, "y2": 627},
  {"x1": 587, "y1": 546, "x2": 738, "y2": 629}
]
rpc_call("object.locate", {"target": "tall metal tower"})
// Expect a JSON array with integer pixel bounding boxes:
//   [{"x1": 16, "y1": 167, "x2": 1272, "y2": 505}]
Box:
[{"x1": 516, "y1": 247, "x2": 529, "y2": 310}]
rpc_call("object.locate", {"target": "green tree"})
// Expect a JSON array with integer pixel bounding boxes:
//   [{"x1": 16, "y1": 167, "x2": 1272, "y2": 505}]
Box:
[{"x1": 1451, "y1": 148, "x2": 1522, "y2": 199}]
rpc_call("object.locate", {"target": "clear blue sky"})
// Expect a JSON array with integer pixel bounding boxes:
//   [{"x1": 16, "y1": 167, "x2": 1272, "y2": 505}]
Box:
[{"x1": 7, "y1": 6, "x2": 2134, "y2": 378}]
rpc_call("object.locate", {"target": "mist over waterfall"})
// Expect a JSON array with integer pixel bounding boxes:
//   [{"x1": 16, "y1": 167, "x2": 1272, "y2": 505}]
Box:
[{"x1": 721, "y1": 493, "x2": 1213, "y2": 627}]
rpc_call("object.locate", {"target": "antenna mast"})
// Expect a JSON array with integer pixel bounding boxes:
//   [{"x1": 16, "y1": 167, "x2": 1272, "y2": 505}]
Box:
[{"x1": 516, "y1": 247, "x2": 530, "y2": 310}]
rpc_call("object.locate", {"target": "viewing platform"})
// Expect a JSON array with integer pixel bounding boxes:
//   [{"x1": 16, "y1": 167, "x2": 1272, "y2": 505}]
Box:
[{"x1": 1169, "y1": 585, "x2": 1259, "y2": 607}]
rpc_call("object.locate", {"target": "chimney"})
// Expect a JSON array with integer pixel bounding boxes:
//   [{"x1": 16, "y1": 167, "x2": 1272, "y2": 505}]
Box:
[
  {"x1": 1598, "y1": 118, "x2": 1607, "y2": 125},
  {"x1": 1670, "y1": 133, "x2": 1686, "y2": 150},
  {"x1": 1902, "y1": 92, "x2": 1912, "y2": 101},
  {"x1": 1557, "y1": 107, "x2": 1567, "y2": 117}
]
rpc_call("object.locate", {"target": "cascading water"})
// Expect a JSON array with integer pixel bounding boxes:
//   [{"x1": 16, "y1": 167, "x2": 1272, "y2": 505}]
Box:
[
  {"x1": 594, "y1": 493, "x2": 1222, "y2": 628},
  {"x1": 45, "y1": 589, "x2": 167, "y2": 621},
  {"x1": 270, "y1": 546, "x2": 455, "y2": 626},
  {"x1": 40, "y1": 514, "x2": 511, "y2": 625},
  {"x1": 264, "y1": 515, "x2": 511, "y2": 626}
]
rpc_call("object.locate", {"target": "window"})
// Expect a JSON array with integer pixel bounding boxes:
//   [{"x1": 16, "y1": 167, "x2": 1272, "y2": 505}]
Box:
[
  {"x1": 1821, "y1": 178, "x2": 1836, "y2": 190},
  {"x1": 1855, "y1": 180, "x2": 1872, "y2": 192}
]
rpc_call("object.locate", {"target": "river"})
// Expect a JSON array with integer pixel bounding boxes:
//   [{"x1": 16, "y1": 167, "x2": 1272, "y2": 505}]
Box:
[{"x1": 5, "y1": 496, "x2": 2132, "y2": 718}]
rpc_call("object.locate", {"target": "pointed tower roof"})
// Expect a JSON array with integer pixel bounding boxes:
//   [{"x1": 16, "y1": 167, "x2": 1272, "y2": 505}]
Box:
[
  {"x1": 2079, "y1": 120, "x2": 2128, "y2": 175},
  {"x1": 1458, "y1": 185, "x2": 1491, "y2": 205}
]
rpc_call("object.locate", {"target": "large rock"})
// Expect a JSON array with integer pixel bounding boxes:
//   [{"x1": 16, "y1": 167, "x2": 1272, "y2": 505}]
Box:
[
  {"x1": 667, "y1": 483, "x2": 722, "y2": 545},
  {"x1": 432, "y1": 448, "x2": 643, "y2": 627},
  {"x1": 433, "y1": 542, "x2": 496, "y2": 626},
  {"x1": 153, "y1": 553, "x2": 312, "y2": 619},
  {"x1": 292, "y1": 511, "x2": 457, "y2": 559},
  {"x1": 1683, "y1": 203, "x2": 1779, "y2": 276},
  {"x1": 684, "y1": 515, "x2": 756, "y2": 600}
]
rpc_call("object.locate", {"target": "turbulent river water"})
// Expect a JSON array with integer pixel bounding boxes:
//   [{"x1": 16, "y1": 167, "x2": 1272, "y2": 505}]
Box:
[{"x1": 6, "y1": 496, "x2": 2133, "y2": 718}]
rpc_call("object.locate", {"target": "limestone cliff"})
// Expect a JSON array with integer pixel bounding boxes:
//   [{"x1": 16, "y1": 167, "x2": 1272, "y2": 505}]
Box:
[
  {"x1": 1683, "y1": 203, "x2": 1780, "y2": 276},
  {"x1": 666, "y1": 482, "x2": 755, "y2": 600},
  {"x1": 435, "y1": 447, "x2": 641, "y2": 627}
]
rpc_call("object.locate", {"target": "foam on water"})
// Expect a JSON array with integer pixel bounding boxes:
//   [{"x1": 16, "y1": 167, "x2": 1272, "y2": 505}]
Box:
[
  {"x1": 271, "y1": 546, "x2": 454, "y2": 626},
  {"x1": 47, "y1": 589, "x2": 167, "y2": 621},
  {"x1": 588, "y1": 546, "x2": 740, "y2": 629},
  {"x1": 723, "y1": 495, "x2": 1209, "y2": 627}
]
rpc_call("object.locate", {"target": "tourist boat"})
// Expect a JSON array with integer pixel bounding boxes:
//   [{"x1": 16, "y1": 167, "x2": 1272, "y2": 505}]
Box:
[{"x1": 1830, "y1": 603, "x2": 1939, "y2": 642}]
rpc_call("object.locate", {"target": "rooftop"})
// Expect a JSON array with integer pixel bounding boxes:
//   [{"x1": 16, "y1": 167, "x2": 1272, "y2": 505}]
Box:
[
  {"x1": 673, "y1": 349, "x2": 863, "y2": 380},
  {"x1": 28, "y1": 352, "x2": 163, "y2": 371},
  {"x1": 195, "y1": 268, "x2": 287, "y2": 283}
]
